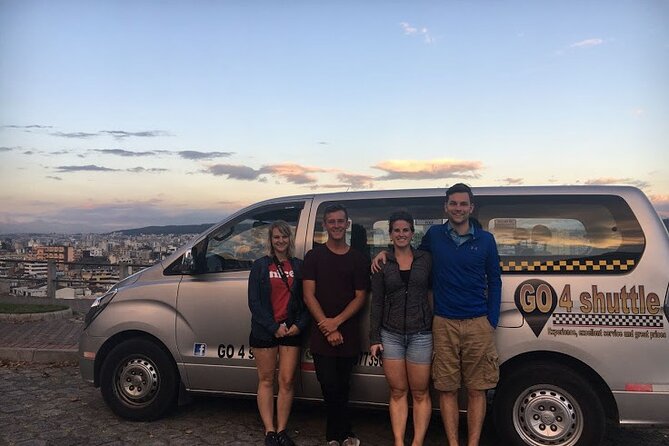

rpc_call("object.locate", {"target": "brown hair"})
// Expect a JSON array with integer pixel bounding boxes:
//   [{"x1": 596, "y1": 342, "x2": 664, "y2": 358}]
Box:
[
  {"x1": 446, "y1": 183, "x2": 474, "y2": 203},
  {"x1": 388, "y1": 211, "x2": 415, "y2": 233}
]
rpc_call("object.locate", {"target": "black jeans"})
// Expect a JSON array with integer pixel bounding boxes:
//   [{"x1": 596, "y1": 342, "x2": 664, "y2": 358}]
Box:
[{"x1": 312, "y1": 353, "x2": 358, "y2": 442}]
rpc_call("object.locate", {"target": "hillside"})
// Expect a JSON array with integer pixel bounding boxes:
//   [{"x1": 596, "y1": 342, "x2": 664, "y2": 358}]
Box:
[{"x1": 112, "y1": 223, "x2": 215, "y2": 236}]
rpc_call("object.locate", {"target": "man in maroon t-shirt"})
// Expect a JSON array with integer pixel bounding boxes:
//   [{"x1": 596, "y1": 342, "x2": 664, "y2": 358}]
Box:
[{"x1": 303, "y1": 203, "x2": 370, "y2": 446}]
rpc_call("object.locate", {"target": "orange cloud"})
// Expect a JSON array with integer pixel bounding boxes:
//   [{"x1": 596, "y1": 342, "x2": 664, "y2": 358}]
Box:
[
  {"x1": 337, "y1": 173, "x2": 375, "y2": 189},
  {"x1": 205, "y1": 162, "x2": 334, "y2": 184},
  {"x1": 584, "y1": 177, "x2": 649, "y2": 189},
  {"x1": 649, "y1": 194, "x2": 669, "y2": 218},
  {"x1": 262, "y1": 163, "x2": 333, "y2": 184},
  {"x1": 373, "y1": 159, "x2": 482, "y2": 180}
]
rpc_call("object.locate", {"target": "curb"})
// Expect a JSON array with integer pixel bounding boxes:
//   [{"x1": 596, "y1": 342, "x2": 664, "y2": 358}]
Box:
[
  {"x1": 0, "y1": 308, "x2": 73, "y2": 322},
  {"x1": 0, "y1": 347, "x2": 78, "y2": 363}
]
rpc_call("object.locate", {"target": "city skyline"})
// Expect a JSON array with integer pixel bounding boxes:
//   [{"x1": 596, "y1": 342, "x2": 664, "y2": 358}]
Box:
[{"x1": 1, "y1": 1, "x2": 668, "y2": 233}]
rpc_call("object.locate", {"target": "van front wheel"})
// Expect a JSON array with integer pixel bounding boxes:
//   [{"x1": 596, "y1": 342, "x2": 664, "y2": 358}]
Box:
[
  {"x1": 100, "y1": 338, "x2": 178, "y2": 421},
  {"x1": 493, "y1": 363, "x2": 605, "y2": 446}
]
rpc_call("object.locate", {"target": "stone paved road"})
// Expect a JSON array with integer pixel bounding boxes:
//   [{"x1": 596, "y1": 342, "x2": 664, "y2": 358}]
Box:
[{"x1": 2, "y1": 362, "x2": 669, "y2": 446}]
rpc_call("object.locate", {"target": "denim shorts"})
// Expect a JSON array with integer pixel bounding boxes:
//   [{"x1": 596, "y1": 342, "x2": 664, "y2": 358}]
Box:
[{"x1": 380, "y1": 328, "x2": 433, "y2": 364}]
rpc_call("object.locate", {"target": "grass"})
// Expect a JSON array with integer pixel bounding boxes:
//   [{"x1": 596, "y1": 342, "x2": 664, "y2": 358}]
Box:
[{"x1": 0, "y1": 303, "x2": 69, "y2": 314}]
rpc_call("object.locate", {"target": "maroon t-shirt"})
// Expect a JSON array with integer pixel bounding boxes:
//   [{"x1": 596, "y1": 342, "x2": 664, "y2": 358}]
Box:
[{"x1": 303, "y1": 244, "x2": 370, "y2": 357}]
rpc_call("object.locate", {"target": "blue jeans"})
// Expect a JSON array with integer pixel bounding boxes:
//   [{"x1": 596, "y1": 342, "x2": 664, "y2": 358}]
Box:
[{"x1": 380, "y1": 328, "x2": 433, "y2": 364}]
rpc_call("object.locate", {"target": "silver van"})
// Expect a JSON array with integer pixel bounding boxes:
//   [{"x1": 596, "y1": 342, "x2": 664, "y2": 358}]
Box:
[{"x1": 79, "y1": 185, "x2": 669, "y2": 446}]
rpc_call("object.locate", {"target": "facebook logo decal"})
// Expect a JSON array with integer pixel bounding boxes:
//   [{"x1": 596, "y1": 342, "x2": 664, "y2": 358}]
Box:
[{"x1": 193, "y1": 343, "x2": 207, "y2": 357}]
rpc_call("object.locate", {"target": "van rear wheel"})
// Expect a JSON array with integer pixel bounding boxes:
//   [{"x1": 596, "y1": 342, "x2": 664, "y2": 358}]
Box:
[
  {"x1": 100, "y1": 338, "x2": 178, "y2": 421},
  {"x1": 493, "y1": 362, "x2": 605, "y2": 446}
]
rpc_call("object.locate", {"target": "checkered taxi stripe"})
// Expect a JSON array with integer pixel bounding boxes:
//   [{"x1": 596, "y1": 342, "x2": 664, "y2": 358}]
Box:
[
  {"x1": 500, "y1": 259, "x2": 636, "y2": 273},
  {"x1": 553, "y1": 313, "x2": 664, "y2": 328}
]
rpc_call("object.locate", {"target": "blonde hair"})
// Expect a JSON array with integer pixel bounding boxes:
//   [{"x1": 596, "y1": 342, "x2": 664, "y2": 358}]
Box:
[{"x1": 267, "y1": 220, "x2": 295, "y2": 258}]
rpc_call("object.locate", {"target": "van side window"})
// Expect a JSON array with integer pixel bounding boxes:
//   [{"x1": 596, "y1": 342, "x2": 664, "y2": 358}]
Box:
[
  {"x1": 476, "y1": 195, "x2": 645, "y2": 274},
  {"x1": 312, "y1": 197, "x2": 444, "y2": 260},
  {"x1": 312, "y1": 194, "x2": 645, "y2": 275},
  {"x1": 166, "y1": 202, "x2": 304, "y2": 275}
]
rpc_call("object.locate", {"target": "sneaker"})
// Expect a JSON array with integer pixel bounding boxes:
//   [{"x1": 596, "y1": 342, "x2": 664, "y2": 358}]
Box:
[
  {"x1": 342, "y1": 437, "x2": 360, "y2": 446},
  {"x1": 265, "y1": 431, "x2": 279, "y2": 446},
  {"x1": 276, "y1": 430, "x2": 296, "y2": 446}
]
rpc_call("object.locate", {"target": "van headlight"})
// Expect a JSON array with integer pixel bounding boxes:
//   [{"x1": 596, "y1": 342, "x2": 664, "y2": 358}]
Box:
[{"x1": 84, "y1": 289, "x2": 117, "y2": 329}]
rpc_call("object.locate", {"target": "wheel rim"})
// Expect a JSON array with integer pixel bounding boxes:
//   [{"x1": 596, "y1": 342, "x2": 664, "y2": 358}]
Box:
[
  {"x1": 512, "y1": 384, "x2": 583, "y2": 446},
  {"x1": 114, "y1": 356, "x2": 160, "y2": 407}
]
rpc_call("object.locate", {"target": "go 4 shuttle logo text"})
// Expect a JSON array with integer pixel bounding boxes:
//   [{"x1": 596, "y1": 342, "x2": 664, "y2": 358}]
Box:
[{"x1": 514, "y1": 280, "x2": 665, "y2": 337}]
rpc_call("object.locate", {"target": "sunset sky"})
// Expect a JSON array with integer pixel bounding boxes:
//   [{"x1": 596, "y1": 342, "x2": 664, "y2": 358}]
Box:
[{"x1": 1, "y1": 1, "x2": 667, "y2": 233}]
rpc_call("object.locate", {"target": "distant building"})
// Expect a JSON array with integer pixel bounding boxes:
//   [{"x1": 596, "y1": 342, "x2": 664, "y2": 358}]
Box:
[
  {"x1": 86, "y1": 248, "x2": 106, "y2": 257},
  {"x1": 11, "y1": 285, "x2": 47, "y2": 297},
  {"x1": 24, "y1": 262, "x2": 48, "y2": 277},
  {"x1": 81, "y1": 268, "x2": 119, "y2": 283},
  {"x1": 56, "y1": 286, "x2": 92, "y2": 299},
  {"x1": 34, "y1": 245, "x2": 74, "y2": 263}
]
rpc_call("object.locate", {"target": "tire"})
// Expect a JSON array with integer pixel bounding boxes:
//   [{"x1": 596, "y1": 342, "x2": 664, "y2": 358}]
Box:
[
  {"x1": 100, "y1": 338, "x2": 179, "y2": 421},
  {"x1": 493, "y1": 362, "x2": 605, "y2": 446}
]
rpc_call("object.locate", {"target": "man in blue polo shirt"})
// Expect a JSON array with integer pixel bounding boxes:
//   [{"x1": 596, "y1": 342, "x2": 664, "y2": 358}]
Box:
[
  {"x1": 373, "y1": 183, "x2": 501, "y2": 446},
  {"x1": 422, "y1": 183, "x2": 501, "y2": 446}
]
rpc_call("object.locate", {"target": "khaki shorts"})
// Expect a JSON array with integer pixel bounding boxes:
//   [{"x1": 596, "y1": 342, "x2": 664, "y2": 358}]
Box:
[{"x1": 431, "y1": 315, "x2": 499, "y2": 391}]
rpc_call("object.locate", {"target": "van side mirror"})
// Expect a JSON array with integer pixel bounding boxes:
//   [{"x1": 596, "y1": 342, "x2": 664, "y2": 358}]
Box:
[{"x1": 182, "y1": 248, "x2": 194, "y2": 271}]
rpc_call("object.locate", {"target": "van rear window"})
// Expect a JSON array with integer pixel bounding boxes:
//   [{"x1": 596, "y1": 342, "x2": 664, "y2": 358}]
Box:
[
  {"x1": 477, "y1": 195, "x2": 645, "y2": 274},
  {"x1": 312, "y1": 194, "x2": 644, "y2": 275}
]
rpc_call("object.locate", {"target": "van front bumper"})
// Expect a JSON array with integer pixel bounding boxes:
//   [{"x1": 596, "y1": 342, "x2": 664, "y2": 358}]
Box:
[{"x1": 78, "y1": 330, "x2": 105, "y2": 386}]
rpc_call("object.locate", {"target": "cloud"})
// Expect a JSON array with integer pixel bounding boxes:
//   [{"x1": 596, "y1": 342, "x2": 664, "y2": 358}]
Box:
[
  {"x1": 631, "y1": 108, "x2": 645, "y2": 117},
  {"x1": 261, "y1": 163, "x2": 330, "y2": 184},
  {"x1": 87, "y1": 148, "x2": 232, "y2": 159},
  {"x1": 99, "y1": 130, "x2": 169, "y2": 138},
  {"x1": 336, "y1": 173, "x2": 375, "y2": 189},
  {"x1": 499, "y1": 177, "x2": 524, "y2": 185},
  {"x1": 54, "y1": 164, "x2": 119, "y2": 172},
  {"x1": 50, "y1": 150, "x2": 70, "y2": 155},
  {"x1": 50, "y1": 129, "x2": 170, "y2": 139},
  {"x1": 93, "y1": 149, "x2": 156, "y2": 157},
  {"x1": 206, "y1": 164, "x2": 263, "y2": 180},
  {"x1": 23, "y1": 150, "x2": 35, "y2": 155},
  {"x1": 126, "y1": 167, "x2": 169, "y2": 173},
  {"x1": 373, "y1": 159, "x2": 482, "y2": 180},
  {"x1": 649, "y1": 195, "x2": 669, "y2": 218},
  {"x1": 0, "y1": 147, "x2": 14, "y2": 152},
  {"x1": 45, "y1": 176, "x2": 63, "y2": 181},
  {"x1": 204, "y1": 163, "x2": 332, "y2": 184},
  {"x1": 584, "y1": 177, "x2": 649, "y2": 189},
  {"x1": 2, "y1": 124, "x2": 53, "y2": 129},
  {"x1": 178, "y1": 150, "x2": 234, "y2": 160},
  {"x1": 570, "y1": 38, "x2": 604, "y2": 48},
  {"x1": 400, "y1": 22, "x2": 434, "y2": 44},
  {"x1": 51, "y1": 131, "x2": 98, "y2": 139},
  {"x1": 400, "y1": 22, "x2": 418, "y2": 35},
  {"x1": 315, "y1": 173, "x2": 376, "y2": 190}
]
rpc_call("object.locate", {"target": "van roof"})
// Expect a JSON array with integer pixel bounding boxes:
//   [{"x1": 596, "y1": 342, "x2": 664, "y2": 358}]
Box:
[{"x1": 249, "y1": 184, "x2": 645, "y2": 207}]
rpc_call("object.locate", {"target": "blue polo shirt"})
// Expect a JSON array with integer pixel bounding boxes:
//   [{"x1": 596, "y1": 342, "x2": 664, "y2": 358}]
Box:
[
  {"x1": 418, "y1": 220, "x2": 502, "y2": 327},
  {"x1": 447, "y1": 221, "x2": 474, "y2": 246}
]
